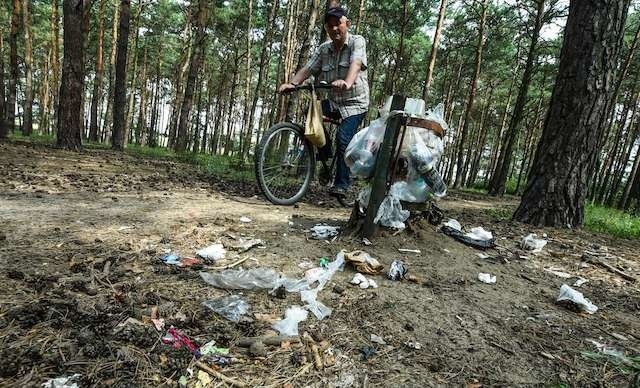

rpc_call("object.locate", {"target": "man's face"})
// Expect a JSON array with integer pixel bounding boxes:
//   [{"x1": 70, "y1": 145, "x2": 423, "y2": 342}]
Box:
[{"x1": 325, "y1": 16, "x2": 349, "y2": 43}]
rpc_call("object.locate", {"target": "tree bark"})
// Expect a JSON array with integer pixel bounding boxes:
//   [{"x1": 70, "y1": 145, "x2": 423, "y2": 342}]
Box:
[
  {"x1": 175, "y1": 0, "x2": 208, "y2": 152},
  {"x1": 135, "y1": 47, "x2": 147, "y2": 145},
  {"x1": 453, "y1": 0, "x2": 488, "y2": 188},
  {"x1": 148, "y1": 49, "x2": 161, "y2": 147},
  {"x1": 513, "y1": 0, "x2": 630, "y2": 227},
  {"x1": 50, "y1": 0, "x2": 61, "y2": 137},
  {"x1": 7, "y1": 0, "x2": 21, "y2": 134},
  {"x1": 488, "y1": 0, "x2": 545, "y2": 196},
  {"x1": 0, "y1": 35, "x2": 6, "y2": 138},
  {"x1": 125, "y1": 1, "x2": 143, "y2": 144},
  {"x1": 21, "y1": 0, "x2": 33, "y2": 136},
  {"x1": 240, "y1": 0, "x2": 254, "y2": 159},
  {"x1": 111, "y1": 0, "x2": 131, "y2": 151},
  {"x1": 89, "y1": 0, "x2": 106, "y2": 142},
  {"x1": 57, "y1": 0, "x2": 92, "y2": 151},
  {"x1": 422, "y1": 0, "x2": 448, "y2": 102},
  {"x1": 245, "y1": 0, "x2": 279, "y2": 157},
  {"x1": 102, "y1": 0, "x2": 120, "y2": 141}
]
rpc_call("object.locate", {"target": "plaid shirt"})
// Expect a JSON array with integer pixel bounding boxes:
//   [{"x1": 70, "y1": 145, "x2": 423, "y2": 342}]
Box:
[{"x1": 305, "y1": 33, "x2": 370, "y2": 119}]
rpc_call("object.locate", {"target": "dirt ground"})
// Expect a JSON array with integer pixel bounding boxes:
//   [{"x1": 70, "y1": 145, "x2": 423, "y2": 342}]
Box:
[{"x1": 1, "y1": 140, "x2": 639, "y2": 388}]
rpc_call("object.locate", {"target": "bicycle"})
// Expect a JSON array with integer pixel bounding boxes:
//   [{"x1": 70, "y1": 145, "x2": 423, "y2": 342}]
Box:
[{"x1": 254, "y1": 83, "x2": 357, "y2": 207}]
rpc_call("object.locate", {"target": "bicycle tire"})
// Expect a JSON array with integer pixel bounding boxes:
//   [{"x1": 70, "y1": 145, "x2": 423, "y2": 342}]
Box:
[{"x1": 255, "y1": 122, "x2": 315, "y2": 205}]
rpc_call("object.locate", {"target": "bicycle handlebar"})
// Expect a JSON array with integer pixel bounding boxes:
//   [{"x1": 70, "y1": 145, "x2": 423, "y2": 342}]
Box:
[{"x1": 280, "y1": 82, "x2": 334, "y2": 94}]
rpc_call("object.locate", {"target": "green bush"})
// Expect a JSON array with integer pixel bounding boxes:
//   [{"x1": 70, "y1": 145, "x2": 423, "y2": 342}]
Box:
[{"x1": 585, "y1": 204, "x2": 640, "y2": 239}]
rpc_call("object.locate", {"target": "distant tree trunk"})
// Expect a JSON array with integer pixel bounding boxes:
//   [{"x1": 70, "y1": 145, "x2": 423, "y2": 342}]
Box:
[
  {"x1": 50, "y1": 0, "x2": 61, "y2": 136},
  {"x1": 135, "y1": 48, "x2": 147, "y2": 145},
  {"x1": 467, "y1": 85, "x2": 493, "y2": 186},
  {"x1": 192, "y1": 76, "x2": 204, "y2": 152},
  {"x1": 201, "y1": 72, "x2": 214, "y2": 153},
  {"x1": 7, "y1": 0, "x2": 21, "y2": 134},
  {"x1": 111, "y1": 0, "x2": 130, "y2": 151},
  {"x1": 57, "y1": 0, "x2": 92, "y2": 151},
  {"x1": 421, "y1": 0, "x2": 447, "y2": 102},
  {"x1": 0, "y1": 35, "x2": 6, "y2": 138},
  {"x1": 102, "y1": 0, "x2": 120, "y2": 141},
  {"x1": 89, "y1": 0, "x2": 106, "y2": 141},
  {"x1": 620, "y1": 131, "x2": 640, "y2": 209},
  {"x1": 211, "y1": 79, "x2": 226, "y2": 154},
  {"x1": 386, "y1": 0, "x2": 409, "y2": 95},
  {"x1": 488, "y1": 0, "x2": 545, "y2": 196},
  {"x1": 240, "y1": 0, "x2": 254, "y2": 159},
  {"x1": 355, "y1": 0, "x2": 366, "y2": 33},
  {"x1": 277, "y1": 0, "x2": 301, "y2": 122},
  {"x1": 453, "y1": 0, "x2": 488, "y2": 188},
  {"x1": 224, "y1": 61, "x2": 240, "y2": 155},
  {"x1": 597, "y1": 80, "x2": 639, "y2": 203},
  {"x1": 148, "y1": 51, "x2": 161, "y2": 147},
  {"x1": 125, "y1": 2, "x2": 143, "y2": 143},
  {"x1": 487, "y1": 44, "x2": 521, "y2": 186},
  {"x1": 22, "y1": 0, "x2": 33, "y2": 136},
  {"x1": 175, "y1": 0, "x2": 207, "y2": 152},
  {"x1": 609, "y1": 114, "x2": 640, "y2": 205},
  {"x1": 246, "y1": 0, "x2": 279, "y2": 156},
  {"x1": 513, "y1": 0, "x2": 630, "y2": 227}
]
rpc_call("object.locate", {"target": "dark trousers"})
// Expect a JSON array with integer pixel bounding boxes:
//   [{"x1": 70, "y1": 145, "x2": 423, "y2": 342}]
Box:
[{"x1": 320, "y1": 100, "x2": 366, "y2": 189}]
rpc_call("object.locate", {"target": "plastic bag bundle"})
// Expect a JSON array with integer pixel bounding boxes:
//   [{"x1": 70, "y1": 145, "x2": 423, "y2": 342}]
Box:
[{"x1": 345, "y1": 117, "x2": 387, "y2": 178}]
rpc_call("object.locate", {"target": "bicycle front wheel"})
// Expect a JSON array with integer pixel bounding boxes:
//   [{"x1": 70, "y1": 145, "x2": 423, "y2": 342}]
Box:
[{"x1": 255, "y1": 123, "x2": 315, "y2": 205}]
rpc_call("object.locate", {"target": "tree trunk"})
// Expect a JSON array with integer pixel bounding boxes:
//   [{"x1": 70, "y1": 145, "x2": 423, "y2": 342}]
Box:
[
  {"x1": 488, "y1": 0, "x2": 545, "y2": 196},
  {"x1": 57, "y1": 0, "x2": 92, "y2": 151},
  {"x1": 21, "y1": 0, "x2": 33, "y2": 136},
  {"x1": 148, "y1": 51, "x2": 161, "y2": 147},
  {"x1": 89, "y1": 0, "x2": 106, "y2": 142},
  {"x1": 619, "y1": 130, "x2": 640, "y2": 209},
  {"x1": 453, "y1": 0, "x2": 488, "y2": 188},
  {"x1": 192, "y1": 75, "x2": 204, "y2": 152},
  {"x1": 175, "y1": 0, "x2": 207, "y2": 152},
  {"x1": 240, "y1": 0, "x2": 254, "y2": 159},
  {"x1": 125, "y1": 2, "x2": 143, "y2": 144},
  {"x1": 513, "y1": 0, "x2": 630, "y2": 227},
  {"x1": 421, "y1": 0, "x2": 448, "y2": 102},
  {"x1": 609, "y1": 113, "x2": 640, "y2": 205},
  {"x1": 245, "y1": 0, "x2": 279, "y2": 157},
  {"x1": 135, "y1": 48, "x2": 147, "y2": 145},
  {"x1": 7, "y1": 0, "x2": 21, "y2": 134},
  {"x1": 467, "y1": 85, "x2": 493, "y2": 186},
  {"x1": 111, "y1": 0, "x2": 130, "y2": 151},
  {"x1": 0, "y1": 35, "x2": 6, "y2": 138},
  {"x1": 102, "y1": 0, "x2": 120, "y2": 141},
  {"x1": 50, "y1": 0, "x2": 61, "y2": 137},
  {"x1": 201, "y1": 72, "x2": 214, "y2": 153}
]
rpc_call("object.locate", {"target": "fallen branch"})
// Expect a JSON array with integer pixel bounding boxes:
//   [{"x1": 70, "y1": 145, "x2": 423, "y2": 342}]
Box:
[
  {"x1": 588, "y1": 258, "x2": 636, "y2": 282},
  {"x1": 195, "y1": 361, "x2": 247, "y2": 388}
]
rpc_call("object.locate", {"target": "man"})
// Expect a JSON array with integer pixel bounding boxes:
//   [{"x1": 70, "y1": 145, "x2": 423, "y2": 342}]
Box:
[{"x1": 279, "y1": 6, "x2": 369, "y2": 196}]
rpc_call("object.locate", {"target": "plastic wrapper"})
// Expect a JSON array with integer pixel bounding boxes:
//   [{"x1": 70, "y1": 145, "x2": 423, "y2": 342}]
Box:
[
  {"x1": 557, "y1": 284, "x2": 598, "y2": 314},
  {"x1": 387, "y1": 260, "x2": 408, "y2": 280},
  {"x1": 272, "y1": 306, "x2": 309, "y2": 336},
  {"x1": 203, "y1": 295, "x2": 250, "y2": 322},
  {"x1": 521, "y1": 234, "x2": 547, "y2": 252},
  {"x1": 200, "y1": 268, "x2": 304, "y2": 292}
]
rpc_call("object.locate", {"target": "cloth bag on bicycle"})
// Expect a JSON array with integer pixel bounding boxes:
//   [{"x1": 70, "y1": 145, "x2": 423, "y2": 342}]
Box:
[{"x1": 304, "y1": 87, "x2": 326, "y2": 147}]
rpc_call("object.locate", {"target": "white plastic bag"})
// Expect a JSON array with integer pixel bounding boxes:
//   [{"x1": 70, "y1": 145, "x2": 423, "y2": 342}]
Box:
[
  {"x1": 272, "y1": 306, "x2": 308, "y2": 336},
  {"x1": 522, "y1": 234, "x2": 547, "y2": 252},
  {"x1": 196, "y1": 243, "x2": 227, "y2": 261},
  {"x1": 557, "y1": 284, "x2": 598, "y2": 314},
  {"x1": 374, "y1": 183, "x2": 410, "y2": 229}
]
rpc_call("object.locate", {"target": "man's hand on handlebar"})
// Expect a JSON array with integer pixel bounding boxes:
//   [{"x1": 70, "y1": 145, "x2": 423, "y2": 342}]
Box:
[
  {"x1": 278, "y1": 83, "x2": 297, "y2": 94},
  {"x1": 331, "y1": 79, "x2": 352, "y2": 91}
]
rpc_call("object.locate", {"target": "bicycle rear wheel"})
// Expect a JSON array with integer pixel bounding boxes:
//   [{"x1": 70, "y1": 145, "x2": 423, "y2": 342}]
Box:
[{"x1": 255, "y1": 123, "x2": 315, "y2": 205}]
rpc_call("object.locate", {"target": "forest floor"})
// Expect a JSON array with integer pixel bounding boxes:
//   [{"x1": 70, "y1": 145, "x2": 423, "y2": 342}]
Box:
[{"x1": 1, "y1": 140, "x2": 639, "y2": 388}]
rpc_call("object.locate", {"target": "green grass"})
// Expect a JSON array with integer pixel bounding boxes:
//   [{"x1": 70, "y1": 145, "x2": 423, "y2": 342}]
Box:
[{"x1": 584, "y1": 204, "x2": 640, "y2": 239}]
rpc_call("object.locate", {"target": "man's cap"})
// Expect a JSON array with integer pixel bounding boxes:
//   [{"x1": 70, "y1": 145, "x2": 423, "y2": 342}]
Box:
[{"x1": 324, "y1": 6, "x2": 347, "y2": 22}]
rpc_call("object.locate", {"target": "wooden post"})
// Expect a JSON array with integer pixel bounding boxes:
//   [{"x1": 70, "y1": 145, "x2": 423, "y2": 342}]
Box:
[{"x1": 362, "y1": 95, "x2": 406, "y2": 238}]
